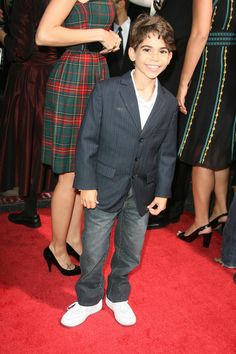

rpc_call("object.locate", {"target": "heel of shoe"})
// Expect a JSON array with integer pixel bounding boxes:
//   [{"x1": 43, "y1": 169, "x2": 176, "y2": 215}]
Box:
[
  {"x1": 43, "y1": 246, "x2": 81, "y2": 276},
  {"x1": 46, "y1": 259, "x2": 53, "y2": 272},
  {"x1": 202, "y1": 232, "x2": 212, "y2": 248},
  {"x1": 43, "y1": 247, "x2": 53, "y2": 272}
]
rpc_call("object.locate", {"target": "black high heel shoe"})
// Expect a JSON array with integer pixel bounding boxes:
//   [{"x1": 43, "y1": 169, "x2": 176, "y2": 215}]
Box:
[
  {"x1": 66, "y1": 242, "x2": 80, "y2": 262},
  {"x1": 209, "y1": 212, "x2": 228, "y2": 230},
  {"x1": 43, "y1": 247, "x2": 81, "y2": 276},
  {"x1": 177, "y1": 223, "x2": 212, "y2": 248}
]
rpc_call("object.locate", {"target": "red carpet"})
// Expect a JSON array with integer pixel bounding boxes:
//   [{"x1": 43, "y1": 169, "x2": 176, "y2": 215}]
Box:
[{"x1": 0, "y1": 208, "x2": 235, "y2": 354}]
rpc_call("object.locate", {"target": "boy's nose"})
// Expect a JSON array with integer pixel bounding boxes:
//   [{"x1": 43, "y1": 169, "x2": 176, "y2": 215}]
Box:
[{"x1": 151, "y1": 52, "x2": 160, "y2": 60}]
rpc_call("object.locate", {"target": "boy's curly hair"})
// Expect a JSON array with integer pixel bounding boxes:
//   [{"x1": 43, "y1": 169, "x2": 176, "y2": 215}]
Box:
[{"x1": 129, "y1": 14, "x2": 176, "y2": 52}]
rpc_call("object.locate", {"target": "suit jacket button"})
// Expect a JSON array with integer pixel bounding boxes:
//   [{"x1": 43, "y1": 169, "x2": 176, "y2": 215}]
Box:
[
  {"x1": 139, "y1": 138, "x2": 144, "y2": 142},
  {"x1": 135, "y1": 157, "x2": 138, "y2": 161}
]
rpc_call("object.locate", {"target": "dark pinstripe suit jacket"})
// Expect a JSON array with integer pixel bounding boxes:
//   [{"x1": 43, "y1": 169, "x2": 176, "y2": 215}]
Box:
[{"x1": 74, "y1": 72, "x2": 177, "y2": 216}]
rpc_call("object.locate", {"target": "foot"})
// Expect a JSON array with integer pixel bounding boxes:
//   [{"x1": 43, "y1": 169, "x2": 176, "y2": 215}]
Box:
[
  {"x1": 214, "y1": 258, "x2": 236, "y2": 269},
  {"x1": 210, "y1": 210, "x2": 228, "y2": 221},
  {"x1": 49, "y1": 244, "x2": 77, "y2": 271},
  {"x1": 209, "y1": 212, "x2": 228, "y2": 229},
  {"x1": 61, "y1": 300, "x2": 103, "y2": 327},
  {"x1": 8, "y1": 211, "x2": 41, "y2": 228},
  {"x1": 105, "y1": 297, "x2": 136, "y2": 326},
  {"x1": 177, "y1": 222, "x2": 211, "y2": 237},
  {"x1": 66, "y1": 242, "x2": 82, "y2": 262}
]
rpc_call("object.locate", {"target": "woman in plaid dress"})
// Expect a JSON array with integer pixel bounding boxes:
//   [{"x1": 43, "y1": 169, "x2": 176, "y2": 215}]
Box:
[{"x1": 36, "y1": 0, "x2": 120, "y2": 276}]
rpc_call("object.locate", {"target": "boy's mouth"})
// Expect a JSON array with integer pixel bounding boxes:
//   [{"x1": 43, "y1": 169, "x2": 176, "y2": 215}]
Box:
[{"x1": 146, "y1": 64, "x2": 161, "y2": 70}]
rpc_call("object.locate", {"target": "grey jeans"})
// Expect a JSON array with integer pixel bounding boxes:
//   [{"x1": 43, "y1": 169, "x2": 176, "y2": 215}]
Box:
[{"x1": 76, "y1": 188, "x2": 149, "y2": 306}]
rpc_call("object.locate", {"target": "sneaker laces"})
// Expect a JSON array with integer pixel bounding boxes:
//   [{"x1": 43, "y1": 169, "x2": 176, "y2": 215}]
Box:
[{"x1": 67, "y1": 302, "x2": 80, "y2": 310}]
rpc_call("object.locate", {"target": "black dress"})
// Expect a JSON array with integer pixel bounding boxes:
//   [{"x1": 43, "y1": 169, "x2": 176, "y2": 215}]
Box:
[
  {"x1": 156, "y1": 0, "x2": 192, "y2": 95},
  {"x1": 178, "y1": 0, "x2": 236, "y2": 170}
]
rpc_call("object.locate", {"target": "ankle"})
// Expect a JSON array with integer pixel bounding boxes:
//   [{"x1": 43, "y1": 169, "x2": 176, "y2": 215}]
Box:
[
  {"x1": 66, "y1": 240, "x2": 82, "y2": 255},
  {"x1": 193, "y1": 221, "x2": 212, "y2": 234},
  {"x1": 49, "y1": 244, "x2": 74, "y2": 268},
  {"x1": 49, "y1": 242, "x2": 67, "y2": 258},
  {"x1": 210, "y1": 207, "x2": 227, "y2": 218}
]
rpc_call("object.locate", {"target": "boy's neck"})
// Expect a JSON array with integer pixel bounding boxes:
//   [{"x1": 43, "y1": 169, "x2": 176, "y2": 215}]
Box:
[{"x1": 132, "y1": 70, "x2": 157, "y2": 101}]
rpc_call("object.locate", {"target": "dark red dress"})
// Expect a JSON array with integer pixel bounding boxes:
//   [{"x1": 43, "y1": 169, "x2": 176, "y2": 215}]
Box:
[{"x1": 0, "y1": 0, "x2": 59, "y2": 196}]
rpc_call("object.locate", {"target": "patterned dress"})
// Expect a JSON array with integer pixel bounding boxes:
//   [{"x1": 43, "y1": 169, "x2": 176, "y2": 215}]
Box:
[
  {"x1": 42, "y1": 0, "x2": 114, "y2": 173},
  {"x1": 178, "y1": 0, "x2": 236, "y2": 170}
]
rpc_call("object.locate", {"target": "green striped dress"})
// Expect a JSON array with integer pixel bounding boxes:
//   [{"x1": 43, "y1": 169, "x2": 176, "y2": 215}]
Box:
[{"x1": 178, "y1": 0, "x2": 236, "y2": 170}]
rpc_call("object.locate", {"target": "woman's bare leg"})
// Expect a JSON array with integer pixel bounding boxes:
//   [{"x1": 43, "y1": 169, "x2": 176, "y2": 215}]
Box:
[
  {"x1": 183, "y1": 166, "x2": 213, "y2": 235},
  {"x1": 210, "y1": 167, "x2": 229, "y2": 222},
  {"x1": 66, "y1": 192, "x2": 83, "y2": 255},
  {"x1": 49, "y1": 172, "x2": 78, "y2": 269}
]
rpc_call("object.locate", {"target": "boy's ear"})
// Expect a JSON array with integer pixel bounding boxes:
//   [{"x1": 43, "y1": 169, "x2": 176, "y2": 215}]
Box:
[
  {"x1": 128, "y1": 47, "x2": 136, "y2": 62},
  {"x1": 167, "y1": 51, "x2": 173, "y2": 64}
]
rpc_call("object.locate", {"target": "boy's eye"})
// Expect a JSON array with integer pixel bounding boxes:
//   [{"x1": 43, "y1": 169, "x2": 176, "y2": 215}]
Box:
[
  {"x1": 143, "y1": 48, "x2": 151, "y2": 52},
  {"x1": 160, "y1": 49, "x2": 169, "y2": 55}
]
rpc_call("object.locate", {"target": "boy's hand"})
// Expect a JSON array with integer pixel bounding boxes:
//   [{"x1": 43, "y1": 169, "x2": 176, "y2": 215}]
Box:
[
  {"x1": 80, "y1": 190, "x2": 98, "y2": 209},
  {"x1": 147, "y1": 197, "x2": 167, "y2": 215}
]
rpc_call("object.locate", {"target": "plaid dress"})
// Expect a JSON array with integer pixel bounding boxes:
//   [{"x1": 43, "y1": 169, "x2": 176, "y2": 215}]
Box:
[{"x1": 42, "y1": 0, "x2": 114, "y2": 173}]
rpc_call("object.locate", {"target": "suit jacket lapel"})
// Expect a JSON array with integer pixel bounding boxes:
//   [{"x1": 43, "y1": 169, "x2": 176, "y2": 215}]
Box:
[{"x1": 120, "y1": 73, "x2": 142, "y2": 132}]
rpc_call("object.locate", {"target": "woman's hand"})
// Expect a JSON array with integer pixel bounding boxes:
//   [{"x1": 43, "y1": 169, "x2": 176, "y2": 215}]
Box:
[
  {"x1": 100, "y1": 29, "x2": 121, "y2": 54},
  {"x1": 0, "y1": 28, "x2": 6, "y2": 45},
  {"x1": 177, "y1": 82, "x2": 189, "y2": 115}
]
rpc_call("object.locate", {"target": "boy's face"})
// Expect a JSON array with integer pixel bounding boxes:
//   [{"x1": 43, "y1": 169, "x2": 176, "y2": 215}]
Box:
[{"x1": 128, "y1": 33, "x2": 173, "y2": 80}]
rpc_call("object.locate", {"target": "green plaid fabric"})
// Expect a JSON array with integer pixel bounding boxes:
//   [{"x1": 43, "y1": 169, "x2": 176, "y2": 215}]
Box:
[{"x1": 42, "y1": 0, "x2": 114, "y2": 173}]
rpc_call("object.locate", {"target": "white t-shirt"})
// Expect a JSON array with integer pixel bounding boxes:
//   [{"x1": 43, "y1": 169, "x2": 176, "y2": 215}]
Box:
[{"x1": 131, "y1": 70, "x2": 158, "y2": 130}]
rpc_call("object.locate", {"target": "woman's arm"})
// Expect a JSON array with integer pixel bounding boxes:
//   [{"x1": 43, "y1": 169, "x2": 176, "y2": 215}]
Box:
[
  {"x1": 177, "y1": 0, "x2": 212, "y2": 114},
  {"x1": 35, "y1": 0, "x2": 120, "y2": 51},
  {"x1": 0, "y1": 28, "x2": 6, "y2": 45}
]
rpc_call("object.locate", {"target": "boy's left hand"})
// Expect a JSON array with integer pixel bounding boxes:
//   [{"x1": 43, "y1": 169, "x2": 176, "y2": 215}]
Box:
[
  {"x1": 147, "y1": 197, "x2": 167, "y2": 215},
  {"x1": 80, "y1": 189, "x2": 98, "y2": 209}
]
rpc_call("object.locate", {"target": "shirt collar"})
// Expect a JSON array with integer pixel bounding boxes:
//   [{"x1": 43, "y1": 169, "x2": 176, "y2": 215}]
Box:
[
  {"x1": 113, "y1": 17, "x2": 131, "y2": 32},
  {"x1": 131, "y1": 70, "x2": 158, "y2": 104}
]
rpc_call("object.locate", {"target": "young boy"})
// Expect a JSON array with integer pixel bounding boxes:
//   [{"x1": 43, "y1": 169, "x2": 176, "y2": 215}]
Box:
[{"x1": 61, "y1": 14, "x2": 177, "y2": 327}]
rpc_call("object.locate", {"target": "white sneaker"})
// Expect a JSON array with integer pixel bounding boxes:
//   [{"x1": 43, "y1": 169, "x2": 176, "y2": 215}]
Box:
[
  {"x1": 105, "y1": 297, "x2": 136, "y2": 326},
  {"x1": 61, "y1": 299, "x2": 103, "y2": 327}
]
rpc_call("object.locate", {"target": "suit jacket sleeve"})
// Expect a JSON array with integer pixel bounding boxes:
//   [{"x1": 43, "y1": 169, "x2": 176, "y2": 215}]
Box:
[
  {"x1": 73, "y1": 82, "x2": 103, "y2": 190},
  {"x1": 155, "y1": 105, "x2": 178, "y2": 197}
]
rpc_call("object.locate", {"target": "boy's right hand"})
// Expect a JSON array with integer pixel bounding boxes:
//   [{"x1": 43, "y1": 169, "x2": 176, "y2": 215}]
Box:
[{"x1": 80, "y1": 190, "x2": 98, "y2": 209}]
